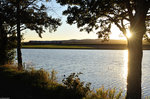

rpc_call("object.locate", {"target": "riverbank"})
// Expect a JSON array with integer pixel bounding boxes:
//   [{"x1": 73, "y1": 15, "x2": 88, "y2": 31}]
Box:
[
  {"x1": 0, "y1": 65, "x2": 124, "y2": 99},
  {"x1": 0, "y1": 65, "x2": 88, "y2": 99},
  {"x1": 22, "y1": 44, "x2": 150, "y2": 50}
]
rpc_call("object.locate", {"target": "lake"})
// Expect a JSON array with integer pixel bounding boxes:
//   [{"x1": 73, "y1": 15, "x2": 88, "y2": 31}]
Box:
[{"x1": 21, "y1": 49, "x2": 150, "y2": 97}]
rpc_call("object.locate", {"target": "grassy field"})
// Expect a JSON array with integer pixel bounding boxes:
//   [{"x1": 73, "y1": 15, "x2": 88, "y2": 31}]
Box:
[{"x1": 22, "y1": 45, "x2": 93, "y2": 49}]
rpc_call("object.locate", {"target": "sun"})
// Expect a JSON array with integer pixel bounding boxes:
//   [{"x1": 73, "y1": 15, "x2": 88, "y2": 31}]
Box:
[{"x1": 126, "y1": 29, "x2": 132, "y2": 38}]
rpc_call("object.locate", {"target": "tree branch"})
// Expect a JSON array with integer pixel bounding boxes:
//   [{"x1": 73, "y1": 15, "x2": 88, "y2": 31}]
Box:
[
  {"x1": 21, "y1": 0, "x2": 36, "y2": 11},
  {"x1": 125, "y1": 0, "x2": 134, "y2": 21},
  {"x1": 7, "y1": 26, "x2": 17, "y2": 34},
  {"x1": 121, "y1": 19, "x2": 127, "y2": 35},
  {"x1": 7, "y1": 26, "x2": 13, "y2": 34},
  {"x1": 104, "y1": 15, "x2": 125, "y2": 34},
  {"x1": 114, "y1": 21, "x2": 125, "y2": 33},
  {"x1": 20, "y1": 27, "x2": 27, "y2": 31}
]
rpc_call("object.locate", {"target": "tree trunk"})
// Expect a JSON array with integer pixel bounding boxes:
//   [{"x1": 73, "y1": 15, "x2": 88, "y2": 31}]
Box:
[
  {"x1": 17, "y1": 1, "x2": 23, "y2": 70},
  {"x1": 126, "y1": 36, "x2": 143, "y2": 99},
  {"x1": 126, "y1": 1, "x2": 148, "y2": 98},
  {"x1": 126, "y1": 13, "x2": 146, "y2": 99}
]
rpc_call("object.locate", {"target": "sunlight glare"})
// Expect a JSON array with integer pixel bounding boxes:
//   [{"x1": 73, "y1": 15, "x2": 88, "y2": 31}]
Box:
[
  {"x1": 126, "y1": 29, "x2": 132, "y2": 38},
  {"x1": 123, "y1": 50, "x2": 128, "y2": 80}
]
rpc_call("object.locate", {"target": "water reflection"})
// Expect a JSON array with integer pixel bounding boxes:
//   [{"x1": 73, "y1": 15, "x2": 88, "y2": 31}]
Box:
[
  {"x1": 22, "y1": 49, "x2": 150, "y2": 96},
  {"x1": 123, "y1": 50, "x2": 128, "y2": 86}
]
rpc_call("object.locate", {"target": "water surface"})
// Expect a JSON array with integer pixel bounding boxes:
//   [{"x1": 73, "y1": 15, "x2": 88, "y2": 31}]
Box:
[{"x1": 21, "y1": 49, "x2": 150, "y2": 96}]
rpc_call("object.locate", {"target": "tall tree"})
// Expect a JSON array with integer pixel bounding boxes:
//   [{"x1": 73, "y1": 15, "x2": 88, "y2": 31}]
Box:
[
  {"x1": 16, "y1": 0, "x2": 22, "y2": 70},
  {"x1": 56, "y1": 0, "x2": 150, "y2": 98},
  {"x1": 0, "y1": 0, "x2": 61, "y2": 69},
  {"x1": 0, "y1": 0, "x2": 17, "y2": 65}
]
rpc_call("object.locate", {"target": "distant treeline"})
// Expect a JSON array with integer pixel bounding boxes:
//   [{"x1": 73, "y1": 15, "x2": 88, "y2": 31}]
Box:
[
  {"x1": 23, "y1": 39, "x2": 128, "y2": 45},
  {"x1": 22, "y1": 40, "x2": 150, "y2": 50},
  {"x1": 24, "y1": 41, "x2": 63, "y2": 45}
]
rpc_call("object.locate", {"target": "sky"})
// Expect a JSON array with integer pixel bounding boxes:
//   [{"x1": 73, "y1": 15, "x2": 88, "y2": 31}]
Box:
[{"x1": 23, "y1": 0, "x2": 126, "y2": 42}]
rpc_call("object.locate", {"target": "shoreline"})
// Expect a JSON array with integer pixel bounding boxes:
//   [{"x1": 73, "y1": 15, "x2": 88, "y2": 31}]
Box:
[
  {"x1": 22, "y1": 47, "x2": 128, "y2": 50},
  {"x1": 22, "y1": 44, "x2": 150, "y2": 50}
]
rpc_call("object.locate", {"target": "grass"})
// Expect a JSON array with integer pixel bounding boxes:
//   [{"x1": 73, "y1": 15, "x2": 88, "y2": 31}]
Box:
[
  {"x1": 84, "y1": 86, "x2": 124, "y2": 99},
  {"x1": 0, "y1": 65, "x2": 124, "y2": 99},
  {"x1": 22, "y1": 45, "x2": 93, "y2": 49}
]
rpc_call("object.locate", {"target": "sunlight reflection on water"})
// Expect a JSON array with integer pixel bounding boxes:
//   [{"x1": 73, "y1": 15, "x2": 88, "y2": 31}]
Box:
[{"x1": 123, "y1": 50, "x2": 128, "y2": 86}]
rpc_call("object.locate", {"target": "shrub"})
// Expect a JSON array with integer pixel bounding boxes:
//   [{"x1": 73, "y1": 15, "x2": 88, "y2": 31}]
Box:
[
  {"x1": 84, "y1": 86, "x2": 124, "y2": 99},
  {"x1": 62, "y1": 72, "x2": 91, "y2": 99},
  {"x1": 17, "y1": 67, "x2": 59, "y2": 89}
]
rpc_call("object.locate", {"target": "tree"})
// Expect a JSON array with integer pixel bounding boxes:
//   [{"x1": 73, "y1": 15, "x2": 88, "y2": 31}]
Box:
[
  {"x1": 16, "y1": 0, "x2": 22, "y2": 70},
  {"x1": 56, "y1": 0, "x2": 150, "y2": 98},
  {"x1": 0, "y1": 0, "x2": 61, "y2": 69},
  {"x1": 0, "y1": 0, "x2": 17, "y2": 65},
  {"x1": 0, "y1": 27, "x2": 17, "y2": 65}
]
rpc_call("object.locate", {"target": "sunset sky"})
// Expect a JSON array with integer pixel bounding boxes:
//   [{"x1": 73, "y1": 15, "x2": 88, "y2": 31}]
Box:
[{"x1": 23, "y1": 0, "x2": 126, "y2": 42}]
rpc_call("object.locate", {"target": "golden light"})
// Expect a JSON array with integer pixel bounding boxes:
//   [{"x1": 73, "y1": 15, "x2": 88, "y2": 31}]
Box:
[
  {"x1": 123, "y1": 50, "x2": 128, "y2": 79},
  {"x1": 126, "y1": 29, "x2": 132, "y2": 38},
  {"x1": 122, "y1": 50, "x2": 128, "y2": 89}
]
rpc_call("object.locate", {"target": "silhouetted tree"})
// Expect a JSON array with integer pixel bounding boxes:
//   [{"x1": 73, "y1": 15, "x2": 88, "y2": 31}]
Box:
[
  {"x1": 0, "y1": 0, "x2": 61, "y2": 69},
  {"x1": 0, "y1": 29, "x2": 17, "y2": 65},
  {"x1": 0, "y1": 24, "x2": 8, "y2": 65},
  {"x1": 56, "y1": 0, "x2": 150, "y2": 98},
  {"x1": 0, "y1": 1, "x2": 17, "y2": 65},
  {"x1": 16, "y1": 0, "x2": 22, "y2": 70}
]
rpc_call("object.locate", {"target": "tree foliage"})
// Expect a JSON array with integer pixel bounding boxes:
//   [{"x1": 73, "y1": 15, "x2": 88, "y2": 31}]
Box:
[
  {"x1": 0, "y1": 29, "x2": 16, "y2": 65},
  {"x1": 56, "y1": 0, "x2": 150, "y2": 40},
  {"x1": 1, "y1": 0, "x2": 61, "y2": 38},
  {"x1": 0, "y1": 1, "x2": 17, "y2": 65}
]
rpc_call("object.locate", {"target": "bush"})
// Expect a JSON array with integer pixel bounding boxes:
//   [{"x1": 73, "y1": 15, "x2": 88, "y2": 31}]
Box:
[
  {"x1": 62, "y1": 72, "x2": 91, "y2": 99},
  {"x1": 84, "y1": 86, "x2": 123, "y2": 99}
]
